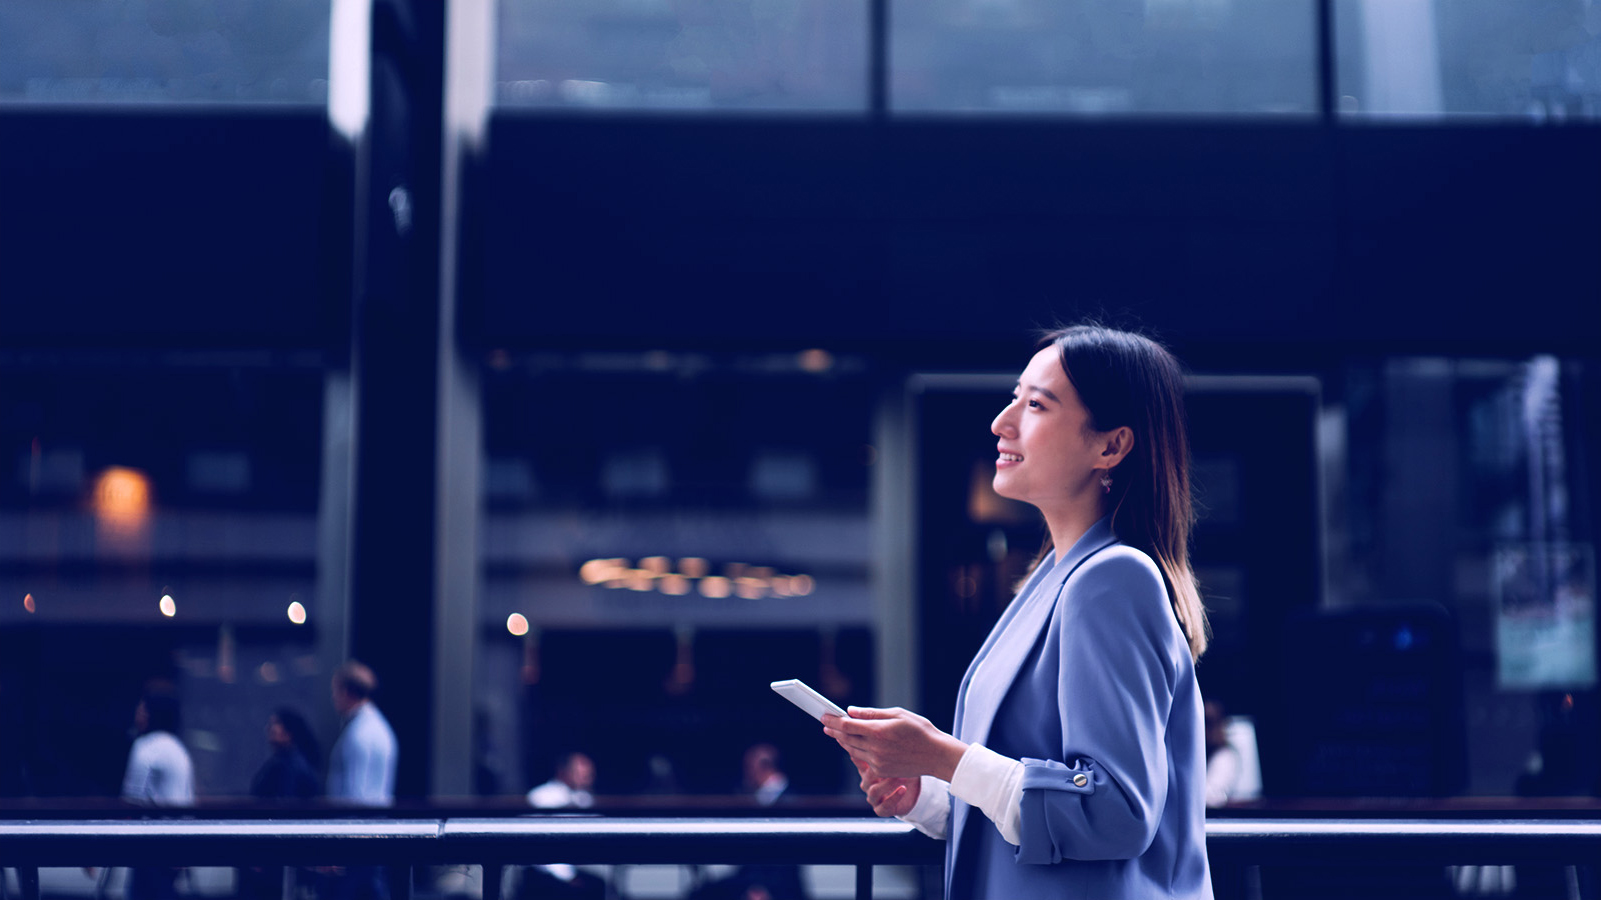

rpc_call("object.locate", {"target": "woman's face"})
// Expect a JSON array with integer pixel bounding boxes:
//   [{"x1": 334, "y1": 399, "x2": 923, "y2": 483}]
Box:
[
  {"x1": 991, "y1": 347, "x2": 1107, "y2": 514},
  {"x1": 267, "y1": 716, "x2": 290, "y2": 748}
]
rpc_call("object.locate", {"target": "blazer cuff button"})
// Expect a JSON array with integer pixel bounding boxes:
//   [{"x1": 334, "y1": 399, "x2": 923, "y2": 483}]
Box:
[{"x1": 1072, "y1": 773, "x2": 1089, "y2": 787}]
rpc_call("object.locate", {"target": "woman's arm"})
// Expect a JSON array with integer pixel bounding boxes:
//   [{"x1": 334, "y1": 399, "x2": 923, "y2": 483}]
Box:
[{"x1": 1013, "y1": 549, "x2": 1182, "y2": 863}]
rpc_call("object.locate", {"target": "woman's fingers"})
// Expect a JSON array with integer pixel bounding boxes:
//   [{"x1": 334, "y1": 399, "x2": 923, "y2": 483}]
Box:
[{"x1": 869, "y1": 784, "x2": 907, "y2": 816}]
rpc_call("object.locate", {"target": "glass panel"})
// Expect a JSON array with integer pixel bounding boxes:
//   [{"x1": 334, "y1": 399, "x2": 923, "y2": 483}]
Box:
[
  {"x1": 0, "y1": 362, "x2": 338, "y2": 803},
  {"x1": 496, "y1": 0, "x2": 868, "y2": 111},
  {"x1": 892, "y1": 0, "x2": 1318, "y2": 114},
  {"x1": 0, "y1": 0, "x2": 330, "y2": 104},
  {"x1": 1335, "y1": 0, "x2": 1601, "y2": 119},
  {"x1": 1326, "y1": 357, "x2": 1597, "y2": 797},
  {"x1": 475, "y1": 352, "x2": 875, "y2": 801}
]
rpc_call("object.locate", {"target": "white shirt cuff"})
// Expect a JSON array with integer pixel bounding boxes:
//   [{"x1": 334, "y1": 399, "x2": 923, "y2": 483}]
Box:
[
  {"x1": 898, "y1": 775, "x2": 953, "y2": 840},
  {"x1": 948, "y1": 743, "x2": 1025, "y2": 846}
]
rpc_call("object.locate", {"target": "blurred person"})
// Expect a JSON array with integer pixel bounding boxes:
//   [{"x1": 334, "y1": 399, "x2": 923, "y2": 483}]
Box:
[
  {"x1": 518, "y1": 752, "x2": 605, "y2": 900},
  {"x1": 686, "y1": 745, "x2": 807, "y2": 900},
  {"x1": 1203, "y1": 699, "x2": 1244, "y2": 808},
  {"x1": 238, "y1": 708, "x2": 321, "y2": 900},
  {"x1": 121, "y1": 687, "x2": 195, "y2": 807},
  {"x1": 742, "y1": 743, "x2": 788, "y2": 807},
  {"x1": 823, "y1": 325, "x2": 1213, "y2": 899},
  {"x1": 121, "y1": 685, "x2": 195, "y2": 900},
  {"x1": 526, "y1": 751, "x2": 595, "y2": 809},
  {"x1": 326, "y1": 661, "x2": 397, "y2": 900},
  {"x1": 327, "y1": 660, "x2": 396, "y2": 806},
  {"x1": 251, "y1": 707, "x2": 321, "y2": 801}
]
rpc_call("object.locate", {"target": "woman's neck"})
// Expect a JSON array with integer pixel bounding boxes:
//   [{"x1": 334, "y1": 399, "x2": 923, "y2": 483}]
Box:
[{"x1": 1045, "y1": 498, "x2": 1109, "y2": 561}]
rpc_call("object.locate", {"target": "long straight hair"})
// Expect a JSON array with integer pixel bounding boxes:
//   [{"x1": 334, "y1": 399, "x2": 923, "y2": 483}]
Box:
[{"x1": 1040, "y1": 325, "x2": 1209, "y2": 660}]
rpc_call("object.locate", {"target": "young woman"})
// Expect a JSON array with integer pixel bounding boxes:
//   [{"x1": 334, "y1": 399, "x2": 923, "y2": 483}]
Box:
[{"x1": 824, "y1": 324, "x2": 1213, "y2": 899}]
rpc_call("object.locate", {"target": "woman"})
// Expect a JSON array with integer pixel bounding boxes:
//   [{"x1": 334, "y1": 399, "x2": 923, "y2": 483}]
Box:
[
  {"x1": 239, "y1": 708, "x2": 322, "y2": 900},
  {"x1": 823, "y1": 325, "x2": 1212, "y2": 899},
  {"x1": 250, "y1": 707, "x2": 321, "y2": 801}
]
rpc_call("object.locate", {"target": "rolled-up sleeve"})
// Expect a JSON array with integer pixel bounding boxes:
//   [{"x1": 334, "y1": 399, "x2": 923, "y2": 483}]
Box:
[
  {"x1": 1014, "y1": 550, "x2": 1180, "y2": 864},
  {"x1": 898, "y1": 775, "x2": 954, "y2": 839}
]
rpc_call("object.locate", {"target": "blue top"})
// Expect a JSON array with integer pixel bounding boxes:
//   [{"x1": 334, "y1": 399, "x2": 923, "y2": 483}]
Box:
[
  {"x1": 946, "y1": 517, "x2": 1212, "y2": 899},
  {"x1": 327, "y1": 702, "x2": 397, "y2": 806}
]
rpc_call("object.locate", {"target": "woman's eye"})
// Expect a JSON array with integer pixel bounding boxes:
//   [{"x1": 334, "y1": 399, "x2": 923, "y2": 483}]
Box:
[{"x1": 1027, "y1": 399, "x2": 1043, "y2": 409}]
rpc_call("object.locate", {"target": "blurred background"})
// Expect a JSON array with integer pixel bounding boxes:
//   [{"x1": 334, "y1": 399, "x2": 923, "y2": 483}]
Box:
[{"x1": 1, "y1": 0, "x2": 1599, "y2": 851}]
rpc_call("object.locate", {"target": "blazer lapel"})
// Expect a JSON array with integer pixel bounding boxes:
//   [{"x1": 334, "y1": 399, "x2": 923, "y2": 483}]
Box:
[
  {"x1": 954, "y1": 517, "x2": 1117, "y2": 748},
  {"x1": 945, "y1": 517, "x2": 1117, "y2": 891}
]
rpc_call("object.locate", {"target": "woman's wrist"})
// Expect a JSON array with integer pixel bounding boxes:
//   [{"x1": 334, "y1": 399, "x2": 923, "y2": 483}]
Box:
[{"x1": 932, "y1": 734, "x2": 970, "y2": 783}]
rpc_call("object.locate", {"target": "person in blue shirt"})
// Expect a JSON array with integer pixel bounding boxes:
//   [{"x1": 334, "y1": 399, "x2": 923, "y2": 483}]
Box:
[
  {"x1": 326, "y1": 661, "x2": 398, "y2": 900},
  {"x1": 327, "y1": 660, "x2": 397, "y2": 807},
  {"x1": 825, "y1": 324, "x2": 1214, "y2": 899}
]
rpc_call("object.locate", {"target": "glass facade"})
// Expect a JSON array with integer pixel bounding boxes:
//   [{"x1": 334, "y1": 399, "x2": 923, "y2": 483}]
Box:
[
  {"x1": 496, "y1": 0, "x2": 869, "y2": 111},
  {"x1": 0, "y1": 363, "x2": 336, "y2": 799},
  {"x1": 0, "y1": 0, "x2": 330, "y2": 104},
  {"x1": 891, "y1": 0, "x2": 1318, "y2": 114},
  {"x1": 1336, "y1": 0, "x2": 1601, "y2": 119},
  {"x1": 475, "y1": 355, "x2": 878, "y2": 798}
]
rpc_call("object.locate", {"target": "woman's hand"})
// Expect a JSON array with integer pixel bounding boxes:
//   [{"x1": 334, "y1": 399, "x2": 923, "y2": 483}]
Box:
[
  {"x1": 822, "y1": 706, "x2": 968, "y2": 782},
  {"x1": 858, "y1": 759, "x2": 921, "y2": 818}
]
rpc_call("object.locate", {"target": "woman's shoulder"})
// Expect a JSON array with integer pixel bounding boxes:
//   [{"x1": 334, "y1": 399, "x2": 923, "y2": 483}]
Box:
[
  {"x1": 1075, "y1": 542, "x2": 1164, "y2": 588},
  {"x1": 1065, "y1": 543, "x2": 1177, "y2": 635}
]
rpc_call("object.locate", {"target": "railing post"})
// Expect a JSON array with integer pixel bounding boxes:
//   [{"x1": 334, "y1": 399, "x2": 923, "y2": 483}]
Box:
[
  {"x1": 393, "y1": 866, "x2": 413, "y2": 900},
  {"x1": 481, "y1": 864, "x2": 502, "y2": 900},
  {"x1": 855, "y1": 864, "x2": 873, "y2": 900}
]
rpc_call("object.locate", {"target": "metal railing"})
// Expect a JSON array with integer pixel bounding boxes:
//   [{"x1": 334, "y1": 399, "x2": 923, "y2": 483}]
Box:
[{"x1": 3, "y1": 817, "x2": 1600, "y2": 900}]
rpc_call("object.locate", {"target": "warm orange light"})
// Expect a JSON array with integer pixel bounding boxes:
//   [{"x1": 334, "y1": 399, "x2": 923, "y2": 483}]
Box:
[
  {"x1": 94, "y1": 466, "x2": 151, "y2": 534},
  {"x1": 626, "y1": 569, "x2": 655, "y2": 591},
  {"x1": 735, "y1": 577, "x2": 768, "y2": 600},
  {"x1": 699, "y1": 576, "x2": 732, "y2": 599},
  {"x1": 790, "y1": 574, "x2": 815, "y2": 596},
  {"x1": 507, "y1": 613, "x2": 530, "y2": 636},
  {"x1": 23, "y1": 593, "x2": 36, "y2": 614},
  {"x1": 679, "y1": 557, "x2": 710, "y2": 578},
  {"x1": 659, "y1": 574, "x2": 691, "y2": 596},
  {"x1": 258, "y1": 662, "x2": 280, "y2": 683},
  {"x1": 287, "y1": 601, "x2": 308, "y2": 625},
  {"x1": 580, "y1": 558, "x2": 626, "y2": 585},
  {"x1": 640, "y1": 556, "x2": 671, "y2": 575},
  {"x1": 798, "y1": 348, "x2": 834, "y2": 373},
  {"x1": 159, "y1": 594, "x2": 176, "y2": 617}
]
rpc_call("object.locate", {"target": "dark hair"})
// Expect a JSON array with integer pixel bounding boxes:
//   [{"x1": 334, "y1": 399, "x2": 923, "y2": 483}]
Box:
[
  {"x1": 141, "y1": 688, "x2": 182, "y2": 735},
  {"x1": 1041, "y1": 324, "x2": 1209, "y2": 660},
  {"x1": 273, "y1": 706, "x2": 321, "y2": 765}
]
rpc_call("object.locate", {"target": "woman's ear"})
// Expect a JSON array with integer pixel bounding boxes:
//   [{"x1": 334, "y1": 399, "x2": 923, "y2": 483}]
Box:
[{"x1": 1099, "y1": 426, "x2": 1135, "y2": 467}]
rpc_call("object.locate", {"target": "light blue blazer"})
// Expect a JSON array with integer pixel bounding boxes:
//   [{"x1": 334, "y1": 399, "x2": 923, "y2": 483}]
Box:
[{"x1": 945, "y1": 517, "x2": 1212, "y2": 899}]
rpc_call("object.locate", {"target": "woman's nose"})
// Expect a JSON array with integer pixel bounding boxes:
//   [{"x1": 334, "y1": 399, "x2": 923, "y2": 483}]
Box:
[{"x1": 991, "y1": 404, "x2": 1015, "y2": 437}]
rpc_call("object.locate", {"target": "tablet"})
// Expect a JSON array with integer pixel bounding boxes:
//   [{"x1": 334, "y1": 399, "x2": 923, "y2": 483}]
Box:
[{"x1": 770, "y1": 679, "x2": 848, "y2": 722}]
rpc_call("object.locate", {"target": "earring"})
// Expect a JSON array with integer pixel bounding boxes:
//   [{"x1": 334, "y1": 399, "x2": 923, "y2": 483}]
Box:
[{"x1": 1100, "y1": 472, "x2": 1113, "y2": 494}]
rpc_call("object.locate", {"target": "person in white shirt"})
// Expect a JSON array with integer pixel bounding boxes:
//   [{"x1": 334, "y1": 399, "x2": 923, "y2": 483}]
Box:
[
  {"x1": 527, "y1": 752, "x2": 595, "y2": 810},
  {"x1": 742, "y1": 743, "x2": 789, "y2": 807},
  {"x1": 1203, "y1": 700, "x2": 1245, "y2": 808},
  {"x1": 121, "y1": 690, "x2": 195, "y2": 807},
  {"x1": 522, "y1": 753, "x2": 604, "y2": 900},
  {"x1": 121, "y1": 687, "x2": 195, "y2": 900}
]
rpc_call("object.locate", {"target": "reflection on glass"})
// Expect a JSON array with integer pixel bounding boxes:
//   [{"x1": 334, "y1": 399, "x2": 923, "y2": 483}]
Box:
[
  {"x1": 497, "y1": 0, "x2": 868, "y2": 111},
  {"x1": 1336, "y1": 0, "x2": 1601, "y2": 119},
  {"x1": 892, "y1": 0, "x2": 1316, "y2": 114},
  {"x1": 0, "y1": 0, "x2": 330, "y2": 104}
]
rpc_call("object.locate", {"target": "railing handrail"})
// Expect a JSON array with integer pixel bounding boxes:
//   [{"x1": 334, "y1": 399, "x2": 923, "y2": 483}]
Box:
[{"x1": 5, "y1": 816, "x2": 1601, "y2": 867}]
